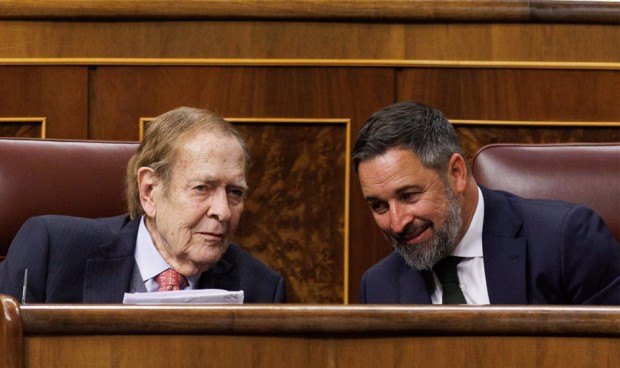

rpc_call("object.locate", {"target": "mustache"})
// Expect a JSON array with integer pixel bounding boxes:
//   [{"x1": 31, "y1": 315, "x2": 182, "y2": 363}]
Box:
[{"x1": 393, "y1": 220, "x2": 432, "y2": 243}]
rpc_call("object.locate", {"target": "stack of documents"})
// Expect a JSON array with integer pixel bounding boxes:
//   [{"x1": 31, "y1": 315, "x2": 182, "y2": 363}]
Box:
[{"x1": 123, "y1": 289, "x2": 244, "y2": 304}]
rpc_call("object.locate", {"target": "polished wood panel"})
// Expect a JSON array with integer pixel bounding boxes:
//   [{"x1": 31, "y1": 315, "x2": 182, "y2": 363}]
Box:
[
  {"x1": 23, "y1": 335, "x2": 620, "y2": 368},
  {"x1": 26, "y1": 335, "x2": 332, "y2": 368},
  {"x1": 0, "y1": 295, "x2": 22, "y2": 368},
  {"x1": 397, "y1": 68, "x2": 620, "y2": 160},
  {"x1": 233, "y1": 122, "x2": 348, "y2": 304},
  {"x1": 398, "y1": 68, "x2": 620, "y2": 121},
  {"x1": 19, "y1": 304, "x2": 620, "y2": 335},
  {"x1": 0, "y1": 66, "x2": 87, "y2": 138},
  {"x1": 6, "y1": 303, "x2": 619, "y2": 368},
  {"x1": 1, "y1": 22, "x2": 619, "y2": 62},
  {"x1": 90, "y1": 66, "x2": 392, "y2": 139},
  {"x1": 403, "y1": 24, "x2": 620, "y2": 62},
  {"x1": 456, "y1": 125, "x2": 620, "y2": 163},
  {"x1": 0, "y1": 21, "x2": 407, "y2": 59},
  {"x1": 1, "y1": 1, "x2": 619, "y2": 24}
]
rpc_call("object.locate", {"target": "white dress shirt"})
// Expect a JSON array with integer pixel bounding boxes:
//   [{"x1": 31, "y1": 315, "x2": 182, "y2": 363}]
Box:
[
  {"x1": 431, "y1": 187, "x2": 490, "y2": 305},
  {"x1": 134, "y1": 216, "x2": 200, "y2": 292}
]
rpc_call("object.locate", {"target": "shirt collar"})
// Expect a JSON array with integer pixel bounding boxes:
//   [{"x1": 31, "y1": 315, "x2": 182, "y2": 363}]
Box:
[
  {"x1": 451, "y1": 186, "x2": 485, "y2": 258},
  {"x1": 135, "y1": 216, "x2": 170, "y2": 282},
  {"x1": 134, "y1": 216, "x2": 200, "y2": 286}
]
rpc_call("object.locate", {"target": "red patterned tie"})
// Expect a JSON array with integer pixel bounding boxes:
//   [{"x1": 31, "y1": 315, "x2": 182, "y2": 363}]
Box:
[{"x1": 156, "y1": 268, "x2": 189, "y2": 291}]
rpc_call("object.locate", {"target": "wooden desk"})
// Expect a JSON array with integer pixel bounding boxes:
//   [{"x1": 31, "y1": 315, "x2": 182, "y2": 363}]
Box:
[{"x1": 1, "y1": 295, "x2": 619, "y2": 367}]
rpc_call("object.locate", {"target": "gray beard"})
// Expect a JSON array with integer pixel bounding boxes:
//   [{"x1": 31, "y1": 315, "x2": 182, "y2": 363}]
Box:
[{"x1": 392, "y1": 186, "x2": 462, "y2": 271}]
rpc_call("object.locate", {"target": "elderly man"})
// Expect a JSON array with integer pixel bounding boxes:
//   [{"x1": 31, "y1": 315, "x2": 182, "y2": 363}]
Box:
[
  {"x1": 0, "y1": 107, "x2": 286, "y2": 303},
  {"x1": 353, "y1": 101, "x2": 620, "y2": 305}
]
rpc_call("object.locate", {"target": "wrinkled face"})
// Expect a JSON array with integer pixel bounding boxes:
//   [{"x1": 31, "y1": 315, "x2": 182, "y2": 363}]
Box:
[
  {"x1": 145, "y1": 131, "x2": 247, "y2": 275},
  {"x1": 358, "y1": 148, "x2": 462, "y2": 270}
]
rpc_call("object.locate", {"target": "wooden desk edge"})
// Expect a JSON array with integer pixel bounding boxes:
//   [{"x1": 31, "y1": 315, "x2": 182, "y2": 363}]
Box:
[
  {"x1": 0, "y1": 295, "x2": 24, "y2": 368},
  {"x1": 16, "y1": 303, "x2": 620, "y2": 337},
  {"x1": 0, "y1": 1, "x2": 619, "y2": 24}
]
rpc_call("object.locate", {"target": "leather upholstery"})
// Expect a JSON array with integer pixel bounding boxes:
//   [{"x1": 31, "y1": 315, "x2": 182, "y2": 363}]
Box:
[
  {"x1": 0, "y1": 138, "x2": 138, "y2": 258},
  {"x1": 472, "y1": 143, "x2": 620, "y2": 242}
]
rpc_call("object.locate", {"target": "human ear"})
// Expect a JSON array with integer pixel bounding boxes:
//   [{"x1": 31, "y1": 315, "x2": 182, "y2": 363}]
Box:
[
  {"x1": 448, "y1": 153, "x2": 469, "y2": 194},
  {"x1": 137, "y1": 167, "x2": 159, "y2": 217}
]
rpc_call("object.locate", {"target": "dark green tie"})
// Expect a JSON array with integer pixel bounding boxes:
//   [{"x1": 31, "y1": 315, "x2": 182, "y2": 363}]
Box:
[{"x1": 433, "y1": 256, "x2": 467, "y2": 304}]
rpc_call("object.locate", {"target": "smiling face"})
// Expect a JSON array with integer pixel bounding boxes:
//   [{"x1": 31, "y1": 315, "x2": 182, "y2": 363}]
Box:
[
  {"x1": 358, "y1": 147, "x2": 463, "y2": 270},
  {"x1": 139, "y1": 130, "x2": 248, "y2": 276}
]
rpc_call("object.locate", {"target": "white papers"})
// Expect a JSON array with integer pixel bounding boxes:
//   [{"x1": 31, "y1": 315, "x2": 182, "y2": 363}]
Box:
[{"x1": 123, "y1": 289, "x2": 244, "y2": 304}]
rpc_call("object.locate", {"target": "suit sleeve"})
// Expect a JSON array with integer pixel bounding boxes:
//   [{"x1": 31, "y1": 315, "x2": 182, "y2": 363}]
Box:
[
  {"x1": 358, "y1": 272, "x2": 368, "y2": 303},
  {"x1": 0, "y1": 217, "x2": 51, "y2": 303},
  {"x1": 561, "y1": 205, "x2": 620, "y2": 304}
]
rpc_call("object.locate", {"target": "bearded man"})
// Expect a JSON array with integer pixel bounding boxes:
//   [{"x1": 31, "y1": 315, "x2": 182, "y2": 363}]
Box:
[{"x1": 352, "y1": 101, "x2": 620, "y2": 305}]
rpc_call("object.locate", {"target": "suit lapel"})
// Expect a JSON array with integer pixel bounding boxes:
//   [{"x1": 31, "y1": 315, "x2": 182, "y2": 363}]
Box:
[
  {"x1": 398, "y1": 269, "x2": 433, "y2": 304},
  {"x1": 480, "y1": 187, "x2": 528, "y2": 304},
  {"x1": 483, "y1": 235, "x2": 527, "y2": 303},
  {"x1": 196, "y1": 254, "x2": 238, "y2": 291},
  {"x1": 382, "y1": 253, "x2": 433, "y2": 304},
  {"x1": 84, "y1": 256, "x2": 134, "y2": 303},
  {"x1": 83, "y1": 217, "x2": 140, "y2": 303}
]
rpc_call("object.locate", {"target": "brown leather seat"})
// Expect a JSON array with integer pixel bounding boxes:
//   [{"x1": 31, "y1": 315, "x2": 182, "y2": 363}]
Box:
[
  {"x1": 471, "y1": 143, "x2": 620, "y2": 243},
  {"x1": 0, "y1": 138, "x2": 138, "y2": 259}
]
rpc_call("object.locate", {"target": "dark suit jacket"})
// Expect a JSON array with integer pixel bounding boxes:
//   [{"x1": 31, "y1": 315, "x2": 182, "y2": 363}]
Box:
[
  {"x1": 0, "y1": 215, "x2": 286, "y2": 303},
  {"x1": 359, "y1": 187, "x2": 620, "y2": 305}
]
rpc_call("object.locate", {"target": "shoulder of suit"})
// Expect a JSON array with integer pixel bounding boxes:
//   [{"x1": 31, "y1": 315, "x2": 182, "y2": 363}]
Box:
[
  {"x1": 223, "y1": 243, "x2": 281, "y2": 278},
  {"x1": 366, "y1": 251, "x2": 408, "y2": 275},
  {"x1": 31, "y1": 213, "x2": 132, "y2": 235}
]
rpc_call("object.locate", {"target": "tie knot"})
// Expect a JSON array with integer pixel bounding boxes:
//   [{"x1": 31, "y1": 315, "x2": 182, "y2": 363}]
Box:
[
  {"x1": 156, "y1": 268, "x2": 188, "y2": 291},
  {"x1": 433, "y1": 256, "x2": 463, "y2": 285}
]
